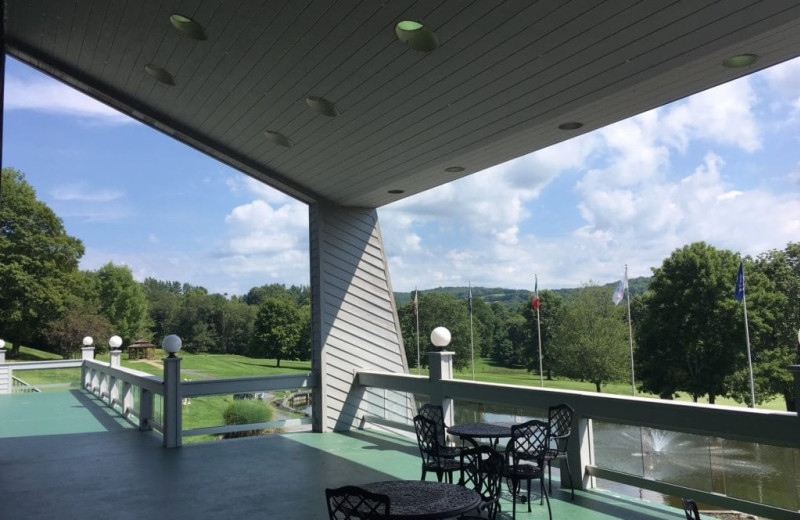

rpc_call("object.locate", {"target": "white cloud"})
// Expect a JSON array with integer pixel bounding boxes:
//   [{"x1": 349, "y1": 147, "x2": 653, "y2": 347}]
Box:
[
  {"x1": 51, "y1": 184, "x2": 123, "y2": 202},
  {"x1": 4, "y1": 75, "x2": 131, "y2": 124}
]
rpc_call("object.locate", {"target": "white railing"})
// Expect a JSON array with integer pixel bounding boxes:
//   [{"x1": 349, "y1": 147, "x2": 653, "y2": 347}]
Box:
[
  {"x1": 355, "y1": 355, "x2": 800, "y2": 520},
  {"x1": 0, "y1": 350, "x2": 314, "y2": 447}
]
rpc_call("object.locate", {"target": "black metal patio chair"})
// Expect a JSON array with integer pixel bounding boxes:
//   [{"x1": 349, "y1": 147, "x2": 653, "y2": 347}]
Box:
[
  {"x1": 413, "y1": 414, "x2": 463, "y2": 483},
  {"x1": 682, "y1": 498, "x2": 701, "y2": 520},
  {"x1": 458, "y1": 445, "x2": 505, "y2": 520},
  {"x1": 418, "y1": 403, "x2": 464, "y2": 459},
  {"x1": 544, "y1": 403, "x2": 575, "y2": 499},
  {"x1": 503, "y1": 419, "x2": 552, "y2": 520}
]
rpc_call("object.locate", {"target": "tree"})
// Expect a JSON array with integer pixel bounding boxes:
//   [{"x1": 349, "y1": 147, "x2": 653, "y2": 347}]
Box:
[
  {"x1": 636, "y1": 242, "x2": 777, "y2": 404},
  {"x1": 523, "y1": 290, "x2": 564, "y2": 378},
  {"x1": 46, "y1": 299, "x2": 113, "y2": 358},
  {"x1": 251, "y1": 297, "x2": 302, "y2": 367},
  {"x1": 142, "y1": 278, "x2": 182, "y2": 346},
  {"x1": 94, "y1": 262, "x2": 149, "y2": 346},
  {"x1": 398, "y1": 292, "x2": 472, "y2": 371},
  {"x1": 0, "y1": 168, "x2": 85, "y2": 356},
  {"x1": 550, "y1": 284, "x2": 629, "y2": 392},
  {"x1": 750, "y1": 242, "x2": 800, "y2": 410}
]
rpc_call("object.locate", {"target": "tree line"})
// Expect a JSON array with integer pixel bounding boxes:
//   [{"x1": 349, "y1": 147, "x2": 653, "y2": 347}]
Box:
[
  {"x1": 398, "y1": 241, "x2": 800, "y2": 410},
  {"x1": 0, "y1": 168, "x2": 310, "y2": 365},
  {"x1": 3, "y1": 167, "x2": 799, "y2": 409}
]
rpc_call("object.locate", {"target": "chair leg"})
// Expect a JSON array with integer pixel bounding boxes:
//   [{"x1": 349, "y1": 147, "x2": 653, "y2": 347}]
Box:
[
  {"x1": 526, "y1": 478, "x2": 532, "y2": 513},
  {"x1": 421, "y1": 467, "x2": 427, "y2": 481},
  {"x1": 564, "y1": 455, "x2": 575, "y2": 500},
  {"x1": 541, "y1": 475, "x2": 552, "y2": 520},
  {"x1": 548, "y1": 460, "x2": 553, "y2": 494}
]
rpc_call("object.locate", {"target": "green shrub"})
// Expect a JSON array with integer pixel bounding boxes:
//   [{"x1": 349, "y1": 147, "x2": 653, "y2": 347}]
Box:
[{"x1": 221, "y1": 399, "x2": 274, "y2": 438}]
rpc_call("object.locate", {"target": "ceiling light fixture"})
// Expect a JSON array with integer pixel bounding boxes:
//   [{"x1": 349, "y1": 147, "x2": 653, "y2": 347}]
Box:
[
  {"x1": 445, "y1": 166, "x2": 464, "y2": 173},
  {"x1": 169, "y1": 14, "x2": 207, "y2": 40},
  {"x1": 395, "y1": 21, "x2": 439, "y2": 52},
  {"x1": 264, "y1": 131, "x2": 293, "y2": 148},
  {"x1": 558, "y1": 121, "x2": 583, "y2": 130},
  {"x1": 144, "y1": 64, "x2": 175, "y2": 85},
  {"x1": 306, "y1": 96, "x2": 339, "y2": 117},
  {"x1": 723, "y1": 54, "x2": 758, "y2": 68},
  {"x1": 388, "y1": 189, "x2": 404, "y2": 194}
]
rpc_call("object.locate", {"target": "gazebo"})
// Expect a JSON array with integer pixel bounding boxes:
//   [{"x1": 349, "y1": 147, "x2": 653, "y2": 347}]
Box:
[{"x1": 127, "y1": 339, "x2": 157, "y2": 361}]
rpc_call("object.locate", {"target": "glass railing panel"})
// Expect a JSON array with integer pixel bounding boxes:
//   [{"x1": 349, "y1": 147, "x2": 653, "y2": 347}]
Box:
[
  {"x1": 593, "y1": 422, "x2": 800, "y2": 511},
  {"x1": 452, "y1": 400, "x2": 546, "y2": 424},
  {"x1": 715, "y1": 439, "x2": 800, "y2": 510}
]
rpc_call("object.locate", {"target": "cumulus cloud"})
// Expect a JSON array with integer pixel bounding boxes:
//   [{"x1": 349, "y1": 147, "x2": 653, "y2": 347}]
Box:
[
  {"x1": 380, "y1": 62, "x2": 800, "y2": 292},
  {"x1": 4, "y1": 75, "x2": 131, "y2": 124}
]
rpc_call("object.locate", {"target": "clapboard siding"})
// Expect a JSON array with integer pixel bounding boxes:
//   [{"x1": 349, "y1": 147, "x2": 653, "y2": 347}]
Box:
[{"x1": 309, "y1": 202, "x2": 410, "y2": 432}]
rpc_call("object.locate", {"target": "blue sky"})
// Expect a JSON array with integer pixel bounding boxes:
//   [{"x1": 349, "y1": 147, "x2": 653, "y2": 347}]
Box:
[{"x1": 3, "y1": 56, "x2": 799, "y2": 296}]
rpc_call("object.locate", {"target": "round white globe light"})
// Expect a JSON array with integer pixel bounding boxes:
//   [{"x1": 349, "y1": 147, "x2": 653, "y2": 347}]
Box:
[
  {"x1": 0, "y1": 339, "x2": 5, "y2": 349},
  {"x1": 82, "y1": 336, "x2": 94, "y2": 347},
  {"x1": 430, "y1": 326, "x2": 452, "y2": 349},
  {"x1": 108, "y1": 335, "x2": 123, "y2": 349},
  {"x1": 162, "y1": 334, "x2": 183, "y2": 357}
]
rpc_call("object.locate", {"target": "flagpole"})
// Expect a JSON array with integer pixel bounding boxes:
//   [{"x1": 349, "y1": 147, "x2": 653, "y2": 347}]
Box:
[
  {"x1": 469, "y1": 282, "x2": 475, "y2": 381},
  {"x1": 535, "y1": 274, "x2": 543, "y2": 388},
  {"x1": 415, "y1": 287, "x2": 420, "y2": 376},
  {"x1": 740, "y1": 262, "x2": 756, "y2": 408},
  {"x1": 625, "y1": 265, "x2": 636, "y2": 396}
]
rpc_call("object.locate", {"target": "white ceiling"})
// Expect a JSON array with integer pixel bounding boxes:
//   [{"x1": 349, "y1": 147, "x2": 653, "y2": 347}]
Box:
[{"x1": 5, "y1": 0, "x2": 800, "y2": 208}]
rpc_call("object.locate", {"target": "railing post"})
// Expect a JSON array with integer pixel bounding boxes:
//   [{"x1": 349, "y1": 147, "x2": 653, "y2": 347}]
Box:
[
  {"x1": 789, "y1": 365, "x2": 800, "y2": 414},
  {"x1": 122, "y1": 381, "x2": 132, "y2": 417},
  {"x1": 0, "y1": 348, "x2": 9, "y2": 395},
  {"x1": 109, "y1": 350, "x2": 121, "y2": 407},
  {"x1": 81, "y1": 346, "x2": 95, "y2": 391},
  {"x1": 427, "y1": 350, "x2": 455, "y2": 428},
  {"x1": 574, "y1": 415, "x2": 594, "y2": 491},
  {"x1": 139, "y1": 388, "x2": 153, "y2": 431},
  {"x1": 162, "y1": 354, "x2": 182, "y2": 448}
]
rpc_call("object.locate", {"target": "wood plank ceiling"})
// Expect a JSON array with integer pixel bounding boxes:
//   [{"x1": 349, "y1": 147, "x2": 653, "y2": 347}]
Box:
[{"x1": 4, "y1": 0, "x2": 800, "y2": 208}]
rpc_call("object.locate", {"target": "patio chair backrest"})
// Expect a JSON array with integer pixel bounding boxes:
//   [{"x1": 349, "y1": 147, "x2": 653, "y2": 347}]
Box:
[
  {"x1": 418, "y1": 403, "x2": 448, "y2": 445},
  {"x1": 326, "y1": 485, "x2": 390, "y2": 519},
  {"x1": 682, "y1": 498, "x2": 701, "y2": 520},
  {"x1": 459, "y1": 445, "x2": 504, "y2": 519},
  {"x1": 507, "y1": 419, "x2": 549, "y2": 465}
]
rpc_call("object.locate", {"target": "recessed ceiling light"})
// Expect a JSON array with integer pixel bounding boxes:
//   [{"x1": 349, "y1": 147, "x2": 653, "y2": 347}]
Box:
[
  {"x1": 558, "y1": 121, "x2": 583, "y2": 130},
  {"x1": 169, "y1": 14, "x2": 207, "y2": 40},
  {"x1": 395, "y1": 21, "x2": 439, "y2": 52},
  {"x1": 445, "y1": 166, "x2": 465, "y2": 173},
  {"x1": 306, "y1": 96, "x2": 339, "y2": 117},
  {"x1": 723, "y1": 54, "x2": 758, "y2": 68},
  {"x1": 388, "y1": 189, "x2": 404, "y2": 194},
  {"x1": 144, "y1": 64, "x2": 175, "y2": 85},
  {"x1": 264, "y1": 131, "x2": 293, "y2": 148}
]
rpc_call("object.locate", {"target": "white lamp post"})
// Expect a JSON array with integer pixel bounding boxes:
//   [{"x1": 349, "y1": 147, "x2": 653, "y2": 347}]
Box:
[
  {"x1": 162, "y1": 334, "x2": 182, "y2": 358},
  {"x1": 430, "y1": 326, "x2": 451, "y2": 351},
  {"x1": 108, "y1": 335, "x2": 122, "y2": 350}
]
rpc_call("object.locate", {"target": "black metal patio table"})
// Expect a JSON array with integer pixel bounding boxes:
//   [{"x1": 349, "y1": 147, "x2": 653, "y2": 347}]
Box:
[
  {"x1": 360, "y1": 480, "x2": 480, "y2": 519},
  {"x1": 447, "y1": 422, "x2": 516, "y2": 448}
]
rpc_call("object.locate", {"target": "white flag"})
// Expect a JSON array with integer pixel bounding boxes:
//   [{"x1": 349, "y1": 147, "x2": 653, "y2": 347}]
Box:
[{"x1": 612, "y1": 273, "x2": 627, "y2": 305}]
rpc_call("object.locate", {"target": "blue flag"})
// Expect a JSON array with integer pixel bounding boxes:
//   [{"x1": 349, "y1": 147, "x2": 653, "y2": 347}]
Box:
[{"x1": 734, "y1": 261, "x2": 745, "y2": 302}]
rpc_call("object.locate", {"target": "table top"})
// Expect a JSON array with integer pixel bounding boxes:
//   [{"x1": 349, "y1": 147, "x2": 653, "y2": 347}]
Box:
[
  {"x1": 448, "y1": 422, "x2": 516, "y2": 439},
  {"x1": 360, "y1": 480, "x2": 480, "y2": 519}
]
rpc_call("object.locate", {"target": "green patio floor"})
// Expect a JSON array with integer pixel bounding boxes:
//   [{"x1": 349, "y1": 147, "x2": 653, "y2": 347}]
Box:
[{"x1": 0, "y1": 390, "x2": 688, "y2": 520}]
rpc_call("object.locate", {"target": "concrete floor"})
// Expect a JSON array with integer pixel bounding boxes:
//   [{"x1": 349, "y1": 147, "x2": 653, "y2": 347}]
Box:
[{"x1": 0, "y1": 391, "x2": 688, "y2": 520}]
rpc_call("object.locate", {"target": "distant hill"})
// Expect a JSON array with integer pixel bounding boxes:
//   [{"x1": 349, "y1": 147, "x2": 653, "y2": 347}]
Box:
[{"x1": 395, "y1": 277, "x2": 650, "y2": 308}]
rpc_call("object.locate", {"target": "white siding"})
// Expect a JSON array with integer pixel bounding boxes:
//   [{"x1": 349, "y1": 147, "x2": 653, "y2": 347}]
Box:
[{"x1": 309, "y1": 203, "x2": 412, "y2": 432}]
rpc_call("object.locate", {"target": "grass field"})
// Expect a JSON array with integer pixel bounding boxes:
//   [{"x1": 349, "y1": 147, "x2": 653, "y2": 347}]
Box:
[{"x1": 10, "y1": 346, "x2": 788, "y2": 412}]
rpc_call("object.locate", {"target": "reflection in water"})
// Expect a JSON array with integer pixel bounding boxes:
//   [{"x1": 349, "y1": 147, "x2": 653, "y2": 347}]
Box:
[{"x1": 445, "y1": 399, "x2": 799, "y2": 512}]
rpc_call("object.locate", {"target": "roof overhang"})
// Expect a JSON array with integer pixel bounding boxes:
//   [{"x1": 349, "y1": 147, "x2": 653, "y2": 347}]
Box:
[{"x1": 4, "y1": 1, "x2": 800, "y2": 207}]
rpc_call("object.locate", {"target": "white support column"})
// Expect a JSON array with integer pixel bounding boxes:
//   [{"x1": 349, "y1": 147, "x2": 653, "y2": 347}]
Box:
[
  {"x1": 309, "y1": 202, "x2": 408, "y2": 432},
  {"x1": 162, "y1": 355, "x2": 182, "y2": 448},
  {"x1": 108, "y1": 350, "x2": 121, "y2": 406},
  {"x1": 428, "y1": 350, "x2": 455, "y2": 428}
]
